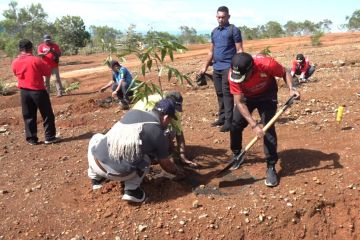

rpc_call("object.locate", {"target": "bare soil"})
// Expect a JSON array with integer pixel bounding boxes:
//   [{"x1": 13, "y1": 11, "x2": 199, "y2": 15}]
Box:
[{"x1": 1, "y1": 32, "x2": 360, "y2": 240}]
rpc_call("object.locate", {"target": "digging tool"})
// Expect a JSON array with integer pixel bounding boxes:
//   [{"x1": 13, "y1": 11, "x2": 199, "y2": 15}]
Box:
[{"x1": 215, "y1": 95, "x2": 297, "y2": 177}]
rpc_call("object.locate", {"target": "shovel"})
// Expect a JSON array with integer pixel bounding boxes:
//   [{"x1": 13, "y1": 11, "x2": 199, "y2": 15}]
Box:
[{"x1": 215, "y1": 95, "x2": 297, "y2": 177}]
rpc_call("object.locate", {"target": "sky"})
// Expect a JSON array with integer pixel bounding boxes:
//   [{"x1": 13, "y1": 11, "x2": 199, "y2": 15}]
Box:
[{"x1": 0, "y1": 0, "x2": 357, "y2": 34}]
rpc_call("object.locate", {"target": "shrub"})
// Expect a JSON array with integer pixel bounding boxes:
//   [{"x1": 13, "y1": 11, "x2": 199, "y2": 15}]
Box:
[
  {"x1": 310, "y1": 31, "x2": 324, "y2": 46},
  {"x1": 0, "y1": 78, "x2": 9, "y2": 95},
  {"x1": 63, "y1": 81, "x2": 80, "y2": 94}
]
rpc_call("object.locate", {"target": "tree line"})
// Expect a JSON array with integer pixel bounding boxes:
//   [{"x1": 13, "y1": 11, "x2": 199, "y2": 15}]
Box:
[{"x1": 0, "y1": 1, "x2": 359, "y2": 57}]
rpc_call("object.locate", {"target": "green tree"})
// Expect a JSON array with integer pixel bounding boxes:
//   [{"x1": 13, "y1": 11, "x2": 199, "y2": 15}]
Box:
[
  {"x1": 18, "y1": 3, "x2": 49, "y2": 42},
  {"x1": 284, "y1": 20, "x2": 302, "y2": 36},
  {"x1": 317, "y1": 19, "x2": 333, "y2": 32},
  {"x1": 178, "y1": 26, "x2": 207, "y2": 44},
  {"x1": 300, "y1": 20, "x2": 318, "y2": 35},
  {"x1": 346, "y1": 9, "x2": 360, "y2": 30},
  {"x1": 0, "y1": 1, "x2": 51, "y2": 56},
  {"x1": 240, "y1": 25, "x2": 262, "y2": 40},
  {"x1": 89, "y1": 25, "x2": 122, "y2": 52},
  {"x1": 54, "y1": 15, "x2": 90, "y2": 55},
  {"x1": 90, "y1": 25, "x2": 122, "y2": 45},
  {"x1": 118, "y1": 24, "x2": 143, "y2": 50},
  {"x1": 264, "y1": 21, "x2": 284, "y2": 38},
  {"x1": 144, "y1": 30, "x2": 178, "y2": 43}
]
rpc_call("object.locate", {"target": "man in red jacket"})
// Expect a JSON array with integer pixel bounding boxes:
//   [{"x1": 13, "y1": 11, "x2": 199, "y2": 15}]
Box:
[
  {"x1": 290, "y1": 53, "x2": 315, "y2": 83},
  {"x1": 228, "y1": 52, "x2": 300, "y2": 187},
  {"x1": 37, "y1": 34, "x2": 64, "y2": 97},
  {"x1": 12, "y1": 39, "x2": 60, "y2": 145}
]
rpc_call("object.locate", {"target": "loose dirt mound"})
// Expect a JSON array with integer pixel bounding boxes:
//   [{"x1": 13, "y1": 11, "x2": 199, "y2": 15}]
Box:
[{"x1": 1, "y1": 33, "x2": 360, "y2": 239}]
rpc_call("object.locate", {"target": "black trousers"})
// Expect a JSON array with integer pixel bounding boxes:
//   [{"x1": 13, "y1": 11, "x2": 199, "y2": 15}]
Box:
[
  {"x1": 213, "y1": 69, "x2": 233, "y2": 124},
  {"x1": 230, "y1": 98, "x2": 278, "y2": 165},
  {"x1": 20, "y1": 89, "x2": 56, "y2": 142}
]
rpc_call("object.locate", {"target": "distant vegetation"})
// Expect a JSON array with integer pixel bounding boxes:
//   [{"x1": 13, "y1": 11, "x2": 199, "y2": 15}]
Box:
[{"x1": 0, "y1": 1, "x2": 359, "y2": 57}]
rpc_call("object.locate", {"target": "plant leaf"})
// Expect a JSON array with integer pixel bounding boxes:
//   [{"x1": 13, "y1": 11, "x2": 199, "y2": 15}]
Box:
[
  {"x1": 141, "y1": 64, "x2": 146, "y2": 76},
  {"x1": 167, "y1": 68, "x2": 173, "y2": 81},
  {"x1": 161, "y1": 48, "x2": 166, "y2": 62},
  {"x1": 168, "y1": 49, "x2": 174, "y2": 61},
  {"x1": 147, "y1": 59, "x2": 152, "y2": 71}
]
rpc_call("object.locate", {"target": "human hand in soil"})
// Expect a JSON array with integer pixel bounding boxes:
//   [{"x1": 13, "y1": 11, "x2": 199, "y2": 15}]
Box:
[
  {"x1": 180, "y1": 154, "x2": 198, "y2": 167},
  {"x1": 111, "y1": 91, "x2": 118, "y2": 98}
]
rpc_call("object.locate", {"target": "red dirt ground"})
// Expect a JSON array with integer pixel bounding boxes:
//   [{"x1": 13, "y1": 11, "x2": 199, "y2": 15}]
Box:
[{"x1": 1, "y1": 32, "x2": 360, "y2": 240}]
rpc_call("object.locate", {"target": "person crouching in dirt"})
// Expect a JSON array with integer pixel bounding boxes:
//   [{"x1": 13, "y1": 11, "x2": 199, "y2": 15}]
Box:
[
  {"x1": 99, "y1": 60, "x2": 133, "y2": 110},
  {"x1": 228, "y1": 52, "x2": 300, "y2": 187},
  {"x1": 132, "y1": 91, "x2": 198, "y2": 167},
  {"x1": 290, "y1": 54, "x2": 315, "y2": 83},
  {"x1": 87, "y1": 98, "x2": 185, "y2": 203}
]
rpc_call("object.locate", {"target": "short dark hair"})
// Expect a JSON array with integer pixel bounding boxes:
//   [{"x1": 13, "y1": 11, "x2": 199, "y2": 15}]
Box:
[
  {"x1": 217, "y1": 6, "x2": 229, "y2": 14},
  {"x1": 110, "y1": 60, "x2": 121, "y2": 68},
  {"x1": 19, "y1": 39, "x2": 33, "y2": 52}
]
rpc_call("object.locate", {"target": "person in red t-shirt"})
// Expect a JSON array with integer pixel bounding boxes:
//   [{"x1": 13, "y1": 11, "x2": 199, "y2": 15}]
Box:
[
  {"x1": 290, "y1": 53, "x2": 315, "y2": 83},
  {"x1": 12, "y1": 39, "x2": 60, "y2": 145},
  {"x1": 37, "y1": 34, "x2": 64, "y2": 97},
  {"x1": 228, "y1": 52, "x2": 300, "y2": 187}
]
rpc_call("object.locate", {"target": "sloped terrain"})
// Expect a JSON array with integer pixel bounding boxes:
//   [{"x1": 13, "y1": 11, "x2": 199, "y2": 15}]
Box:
[{"x1": 0, "y1": 32, "x2": 360, "y2": 240}]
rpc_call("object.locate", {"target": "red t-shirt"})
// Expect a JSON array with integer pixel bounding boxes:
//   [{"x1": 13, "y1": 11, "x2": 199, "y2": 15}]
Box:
[
  {"x1": 37, "y1": 42, "x2": 61, "y2": 68},
  {"x1": 291, "y1": 58, "x2": 310, "y2": 74},
  {"x1": 12, "y1": 53, "x2": 51, "y2": 90},
  {"x1": 229, "y1": 54, "x2": 286, "y2": 99}
]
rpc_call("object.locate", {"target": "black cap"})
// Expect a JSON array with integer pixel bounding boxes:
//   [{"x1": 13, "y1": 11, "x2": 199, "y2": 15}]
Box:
[
  {"x1": 110, "y1": 60, "x2": 121, "y2": 68},
  {"x1": 43, "y1": 34, "x2": 51, "y2": 41},
  {"x1": 154, "y1": 98, "x2": 177, "y2": 120},
  {"x1": 19, "y1": 39, "x2": 33, "y2": 51},
  {"x1": 166, "y1": 91, "x2": 183, "y2": 112},
  {"x1": 296, "y1": 54, "x2": 305, "y2": 62},
  {"x1": 230, "y1": 52, "x2": 254, "y2": 83}
]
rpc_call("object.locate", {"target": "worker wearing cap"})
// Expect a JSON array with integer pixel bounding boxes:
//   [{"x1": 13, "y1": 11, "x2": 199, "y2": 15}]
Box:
[
  {"x1": 228, "y1": 52, "x2": 300, "y2": 187},
  {"x1": 99, "y1": 60, "x2": 133, "y2": 109},
  {"x1": 87, "y1": 98, "x2": 185, "y2": 203},
  {"x1": 37, "y1": 34, "x2": 63, "y2": 97},
  {"x1": 132, "y1": 91, "x2": 197, "y2": 167},
  {"x1": 290, "y1": 54, "x2": 315, "y2": 83}
]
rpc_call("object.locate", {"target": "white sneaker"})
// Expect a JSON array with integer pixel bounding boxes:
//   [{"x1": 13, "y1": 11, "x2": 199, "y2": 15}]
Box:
[
  {"x1": 122, "y1": 188, "x2": 145, "y2": 203},
  {"x1": 44, "y1": 137, "x2": 61, "y2": 144}
]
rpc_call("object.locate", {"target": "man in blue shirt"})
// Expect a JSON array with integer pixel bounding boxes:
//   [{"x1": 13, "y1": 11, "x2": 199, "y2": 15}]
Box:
[
  {"x1": 199, "y1": 6, "x2": 243, "y2": 132},
  {"x1": 100, "y1": 60, "x2": 133, "y2": 109}
]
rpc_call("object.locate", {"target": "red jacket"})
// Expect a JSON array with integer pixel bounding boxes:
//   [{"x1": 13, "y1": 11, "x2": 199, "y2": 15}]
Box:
[
  {"x1": 37, "y1": 42, "x2": 61, "y2": 68},
  {"x1": 229, "y1": 54, "x2": 285, "y2": 98},
  {"x1": 291, "y1": 58, "x2": 310, "y2": 76},
  {"x1": 12, "y1": 53, "x2": 51, "y2": 90}
]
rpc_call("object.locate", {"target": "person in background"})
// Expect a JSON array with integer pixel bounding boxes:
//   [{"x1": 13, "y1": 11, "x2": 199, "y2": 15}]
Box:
[
  {"x1": 132, "y1": 91, "x2": 197, "y2": 167},
  {"x1": 87, "y1": 99, "x2": 184, "y2": 203},
  {"x1": 290, "y1": 53, "x2": 315, "y2": 83},
  {"x1": 100, "y1": 60, "x2": 133, "y2": 110},
  {"x1": 37, "y1": 34, "x2": 64, "y2": 97},
  {"x1": 228, "y1": 52, "x2": 300, "y2": 187},
  {"x1": 12, "y1": 39, "x2": 60, "y2": 145},
  {"x1": 198, "y1": 6, "x2": 243, "y2": 132}
]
